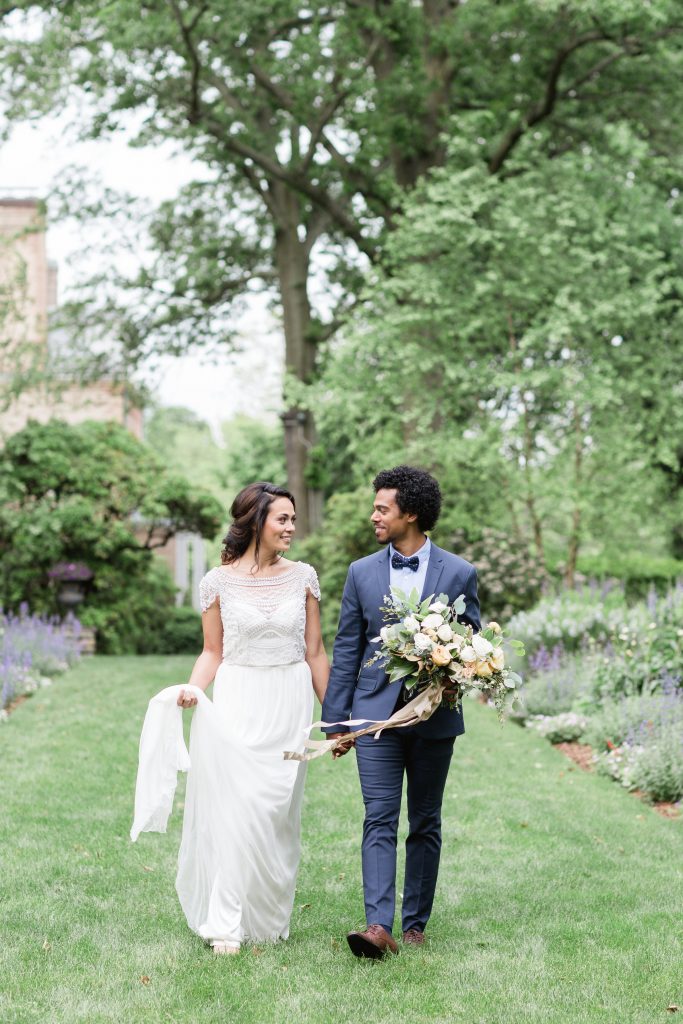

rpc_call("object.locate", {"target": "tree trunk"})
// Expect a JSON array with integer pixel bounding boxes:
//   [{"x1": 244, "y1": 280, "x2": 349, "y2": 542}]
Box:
[
  {"x1": 272, "y1": 186, "x2": 321, "y2": 537},
  {"x1": 507, "y1": 312, "x2": 546, "y2": 572},
  {"x1": 564, "y1": 405, "x2": 584, "y2": 588}
]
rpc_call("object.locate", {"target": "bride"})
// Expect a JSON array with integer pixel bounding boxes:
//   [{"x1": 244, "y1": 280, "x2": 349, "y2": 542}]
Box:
[{"x1": 131, "y1": 482, "x2": 328, "y2": 954}]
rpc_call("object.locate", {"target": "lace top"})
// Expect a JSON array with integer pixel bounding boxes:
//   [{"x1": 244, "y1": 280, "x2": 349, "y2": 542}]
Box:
[{"x1": 198, "y1": 561, "x2": 321, "y2": 666}]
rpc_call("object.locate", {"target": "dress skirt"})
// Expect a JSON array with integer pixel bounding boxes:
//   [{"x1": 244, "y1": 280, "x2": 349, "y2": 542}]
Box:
[{"x1": 175, "y1": 660, "x2": 313, "y2": 945}]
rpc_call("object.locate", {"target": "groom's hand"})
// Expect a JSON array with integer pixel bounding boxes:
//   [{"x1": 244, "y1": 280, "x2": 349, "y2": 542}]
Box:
[{"x1": 328, "y1": 732, "x2": 355, "y2": 759}]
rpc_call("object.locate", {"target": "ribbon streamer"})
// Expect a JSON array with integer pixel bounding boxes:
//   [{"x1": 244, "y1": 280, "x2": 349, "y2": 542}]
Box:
[{"x1": 283, "y1": 682, "x2": 446, "y2": 762}]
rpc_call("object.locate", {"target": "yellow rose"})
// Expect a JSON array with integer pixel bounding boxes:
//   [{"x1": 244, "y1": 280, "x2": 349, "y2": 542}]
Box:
[
  {"x1": 431, "y1": 645, "x2": 452, "y2": 667},
  {"x1": 487, "y1": 621, "x2": 502, "y2": 635},
  {"x1": 490, "y1": 648, "x2": 505, "y2": 671},
  {"x1": 475, "y1": 659, "x2": 493, "y2": 678}
]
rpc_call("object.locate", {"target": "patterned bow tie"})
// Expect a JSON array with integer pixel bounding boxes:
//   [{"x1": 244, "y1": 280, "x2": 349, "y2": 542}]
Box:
[{"x1": 391, "y1": 552, "x2": 420, "y2": 572}]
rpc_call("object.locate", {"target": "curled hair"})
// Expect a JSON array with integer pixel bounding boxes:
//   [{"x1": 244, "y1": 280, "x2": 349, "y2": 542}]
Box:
[
  {"x1": 373, "y1": 465, "x2": 442, "y2": 532},
  {"x1": 221, "y1": 482, "x2": 295, "y2": 567}
]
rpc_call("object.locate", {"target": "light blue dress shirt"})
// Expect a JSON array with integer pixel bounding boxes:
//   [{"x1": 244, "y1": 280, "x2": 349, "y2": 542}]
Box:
[{"x1": 388, "y1": 537, "x2": 431, "y2": 602}]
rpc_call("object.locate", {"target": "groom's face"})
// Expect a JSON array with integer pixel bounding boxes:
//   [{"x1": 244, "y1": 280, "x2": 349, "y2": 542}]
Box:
[{"x1": 371, "y1": 488, "x2": 416, "y2": 545}]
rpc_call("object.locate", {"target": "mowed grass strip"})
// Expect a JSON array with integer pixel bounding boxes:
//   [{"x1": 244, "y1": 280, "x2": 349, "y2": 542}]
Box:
[{"x1": 1, "y1": 655, "x2": 681, "y2": 1024}]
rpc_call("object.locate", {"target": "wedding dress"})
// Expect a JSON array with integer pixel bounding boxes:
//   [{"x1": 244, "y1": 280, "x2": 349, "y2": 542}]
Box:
[{"x1": 131, "y1": 561, "x2": 319, "y2": 947}]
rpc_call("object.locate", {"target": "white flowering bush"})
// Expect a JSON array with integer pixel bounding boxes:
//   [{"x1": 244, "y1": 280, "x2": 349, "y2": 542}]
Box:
[
  {"x1": 594, "y1": 744, "x2": 645, "y2": 791},
  {"x1": 525, "y1": 712, "x2": 589, "y2": 743}
]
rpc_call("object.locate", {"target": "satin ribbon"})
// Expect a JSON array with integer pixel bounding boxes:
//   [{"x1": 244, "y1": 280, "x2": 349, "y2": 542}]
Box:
[{"x1": 283, "y1": 681, "x2": 446, "y2": 762}]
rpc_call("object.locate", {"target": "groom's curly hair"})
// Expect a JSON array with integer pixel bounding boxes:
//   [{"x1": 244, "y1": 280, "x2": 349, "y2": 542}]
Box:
[{"x1": 373, "y1": 465, "x2": 442, "y2": 532}]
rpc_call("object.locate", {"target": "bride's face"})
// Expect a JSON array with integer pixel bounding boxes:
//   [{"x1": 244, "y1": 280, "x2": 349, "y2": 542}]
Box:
[{"x1": 262, "y1": 497, "x2": 296, "y2": 553}]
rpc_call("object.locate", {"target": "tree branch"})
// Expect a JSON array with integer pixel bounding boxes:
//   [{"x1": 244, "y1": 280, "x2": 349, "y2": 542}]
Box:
[{"x1": 487, "y1": 31, "x2": 616, "y2": 174}]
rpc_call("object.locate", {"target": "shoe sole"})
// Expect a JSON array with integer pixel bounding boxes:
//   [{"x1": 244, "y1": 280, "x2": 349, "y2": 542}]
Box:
[{"x1": 347, "y1": 933, "x2": 396, "y2": 959}]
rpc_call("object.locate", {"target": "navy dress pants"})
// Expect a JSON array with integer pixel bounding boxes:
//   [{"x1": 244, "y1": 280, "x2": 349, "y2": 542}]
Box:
[{"x1": 355, "y1": 729, "x2": 455, "y2": 935}]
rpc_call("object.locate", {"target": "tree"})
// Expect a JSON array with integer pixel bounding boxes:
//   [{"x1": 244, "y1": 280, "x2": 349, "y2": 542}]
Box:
[
  {"x1": 307, "y1": 127, "x2": 683, "y2": 580},
  {"x1": 0, "y1": 419, "x2": 223, "y2": 645},
  {"x1": 2, "y1": 0, "x2": 682, "y2": 532}
]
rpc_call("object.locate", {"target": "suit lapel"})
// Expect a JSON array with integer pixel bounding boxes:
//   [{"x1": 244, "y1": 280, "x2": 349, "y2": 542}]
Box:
[
  {"x1": 374, "y1": 547, "x2": 391, "y2": 612},
  {"x1": 421, "y1": 543, "x2": 445, "y2": 602}
]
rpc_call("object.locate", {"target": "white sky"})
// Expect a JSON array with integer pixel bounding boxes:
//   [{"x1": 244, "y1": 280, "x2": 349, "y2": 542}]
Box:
[{"x1": 0, "y1": 118, "x2": 283, "y2": 432}]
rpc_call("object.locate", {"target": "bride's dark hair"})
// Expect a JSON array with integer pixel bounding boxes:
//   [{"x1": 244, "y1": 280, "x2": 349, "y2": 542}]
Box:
[{"x1": 221, "y1": 482, "x2": 296, "y2": 567}]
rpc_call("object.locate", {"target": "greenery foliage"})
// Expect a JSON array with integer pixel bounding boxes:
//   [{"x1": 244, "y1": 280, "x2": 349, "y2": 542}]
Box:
[{"x1": 0, "y1": 419, "x2": 222, "y2": 653}]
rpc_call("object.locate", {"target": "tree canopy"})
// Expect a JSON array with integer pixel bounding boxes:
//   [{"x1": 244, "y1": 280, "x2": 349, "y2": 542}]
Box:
[{"x1": 3, "y1": 0, "x2": 682, "y2": 532}]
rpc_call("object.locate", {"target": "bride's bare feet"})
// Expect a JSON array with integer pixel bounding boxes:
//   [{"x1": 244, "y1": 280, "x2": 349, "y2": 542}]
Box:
[{"x1": 211, "y1": 941, "x2": 240, "y2": 955}]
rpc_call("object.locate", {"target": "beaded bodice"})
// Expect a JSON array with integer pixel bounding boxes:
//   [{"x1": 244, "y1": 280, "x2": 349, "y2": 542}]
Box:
[{"x1": 198, "y1": 561, "x2": 321, "y2": 666}]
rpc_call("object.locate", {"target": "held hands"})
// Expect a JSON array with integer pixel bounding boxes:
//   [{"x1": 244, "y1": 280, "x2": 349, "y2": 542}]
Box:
[
  {"x1": 328, "y1": 731, "x2": 355, "y2": 760},
  {"x1": 177, "y1": 688, "x2": 198, "y2": 709}
]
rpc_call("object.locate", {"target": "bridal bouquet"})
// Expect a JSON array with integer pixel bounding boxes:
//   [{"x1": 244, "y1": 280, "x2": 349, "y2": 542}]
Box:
[
  {"x1": 366, "y1": 587, "x2": 525, "y2": 719},
  {"x1": 284, "y1": 587, "x2": 525, "y2": 762}
]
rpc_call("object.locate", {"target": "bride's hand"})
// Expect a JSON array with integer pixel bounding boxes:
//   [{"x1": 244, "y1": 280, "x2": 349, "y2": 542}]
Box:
[{"x1": 177, "y1": 688, "x2": 198, "y2": 709}]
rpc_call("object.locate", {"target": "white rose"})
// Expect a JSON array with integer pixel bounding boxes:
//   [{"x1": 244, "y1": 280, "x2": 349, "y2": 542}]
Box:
[
  {"x1": 436, "y1": 623, "x2": 453, "y2": 642},
  {"x1": 421, "y1": 613, "x2": 444, "y2": 630},
  {"x1": 490, "y1": 647, "x2": 505, "y2": 671},
  {"x1": 460, "y1": 645, "x2": 477, "y2": 663},
  {"x1": 403, "y1": 615, "x2": 420, "y2": 633},
  {"x1": 380, "y1": 626, "x2": 391, "y2": 643},
  {"x1": 472, "y1": 633, "x2": 493, "y2": 658},
  {"x1": 414, "y1": 632, "x2": 434, "y2": 653},
  {"x1": 429, "y1": 601, "x2": 448, "y2": 613}
]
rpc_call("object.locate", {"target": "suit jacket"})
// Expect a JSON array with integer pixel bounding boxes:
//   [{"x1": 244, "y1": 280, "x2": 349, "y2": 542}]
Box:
[{"x1": 321, "y1": 542, "x2": 481, "y2": 740}]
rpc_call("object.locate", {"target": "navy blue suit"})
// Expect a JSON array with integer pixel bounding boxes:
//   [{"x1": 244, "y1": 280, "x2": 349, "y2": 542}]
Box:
[{"x1": 322, "y1": 543, "x2": 480, "y2": 934}]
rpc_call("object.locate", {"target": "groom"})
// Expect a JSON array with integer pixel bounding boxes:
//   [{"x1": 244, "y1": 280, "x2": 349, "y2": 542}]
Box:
[{"x1": 322, "y1": 465, "x2": 480, "y2": 958}]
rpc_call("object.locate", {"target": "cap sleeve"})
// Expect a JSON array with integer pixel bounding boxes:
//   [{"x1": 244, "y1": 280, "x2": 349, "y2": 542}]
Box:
[
  {"x1": 303, "y1": 563, "x2": 321, "y2": 601},
  {"x1": 198, "y1": 570, "x2": 219, "y2": 612}
]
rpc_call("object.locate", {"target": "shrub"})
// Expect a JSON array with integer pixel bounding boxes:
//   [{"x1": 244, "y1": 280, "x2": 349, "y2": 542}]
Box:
[
  {"x1": 507, "y1": 586, "x2": 636, "y2": 658},
  {"x1": 572, "y1": 552, "x2": 683, "y2": 602},
  {"x1": 524, "y1": 712, "x2": 589, "y2": 743},
  {"x1": 516, "y1": 650, "x2": 595, "y2": 718},
  {"x1": 449, "y1": 528, "x2": 544, "y2": 620},
  {"x1": 0, "y1": 606, "x2": 81, "y2": 710},
  {"x1": 79, "y1": 559, "x2": 179, "y2": 654},
  {"x1": 150, "y1": 606, "x2": 203, "y2": 655}
]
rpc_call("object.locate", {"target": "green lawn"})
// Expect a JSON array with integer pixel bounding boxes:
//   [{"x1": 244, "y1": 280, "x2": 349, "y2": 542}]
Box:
[{"x1": 1, "y1": 656, "x2": 681, "y2": 1024}]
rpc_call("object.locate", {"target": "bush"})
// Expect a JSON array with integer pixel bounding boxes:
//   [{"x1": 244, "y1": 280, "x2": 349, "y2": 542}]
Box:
[
  {"x1": 507, "y1": 586, "x2": 635, "y2": 657},
  {"x1": 571, "y1": 552, "x2": 683, "y2": 602},
  {"x1": 1, "y1": 606, "x2": 81, "y2": 710},
  {"x1": 449, "y1": 528, "x2": 544, "y2": 620},
  {"x1": 525, "y1": 712, "x2": 589, "y2": 743},
  {"x1": 152, "y1": 606, "x2": 203, "y2": 655},
  {"x1": 516, "y1": 652, "x2": 593, "y2": 717},
  {"x1": 590, "y1": 588, "x2": 683, "y2": 698},
  {"x1": 79, "y1": 559, "x2": 179, "y2": 654}
]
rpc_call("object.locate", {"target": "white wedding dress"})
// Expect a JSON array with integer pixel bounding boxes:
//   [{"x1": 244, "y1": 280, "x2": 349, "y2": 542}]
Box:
[{"x1": 131, "y1": 561, "x2": 318, "y2": 947}]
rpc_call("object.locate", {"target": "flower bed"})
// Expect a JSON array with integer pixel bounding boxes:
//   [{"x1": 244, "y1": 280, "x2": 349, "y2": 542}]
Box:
[
  {"x1": 0, "y1": 605, "x2": 82, "y2": 719},
  {"x1": 511, "y1": 584, "x2": 683, "y2": 806}
]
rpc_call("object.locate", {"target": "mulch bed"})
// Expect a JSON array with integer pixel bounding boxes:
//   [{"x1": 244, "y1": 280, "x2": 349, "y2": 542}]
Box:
[{"x1": 553, "y1": 741, "x2": 680, "y2": 819}]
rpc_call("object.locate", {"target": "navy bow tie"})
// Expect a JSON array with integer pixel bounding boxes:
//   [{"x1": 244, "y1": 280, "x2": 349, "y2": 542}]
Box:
[{"x1": 391, "y1": 552, "x2": 420, "y2": 572}]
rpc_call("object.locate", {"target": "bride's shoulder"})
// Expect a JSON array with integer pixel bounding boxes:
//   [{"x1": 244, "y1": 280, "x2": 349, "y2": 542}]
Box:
[{"x1": 291, "y1": 560, "x2": 321, "y2": 599}]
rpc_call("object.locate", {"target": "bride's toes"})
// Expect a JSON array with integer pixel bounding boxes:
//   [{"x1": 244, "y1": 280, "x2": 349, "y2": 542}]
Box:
[{"x1": 212, "y1": 941, "x2": 240, "y2": 955}]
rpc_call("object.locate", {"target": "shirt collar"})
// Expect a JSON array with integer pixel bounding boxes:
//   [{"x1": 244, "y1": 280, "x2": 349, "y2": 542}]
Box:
[{"x1": 389, "y1": 537, "x2": 431, "y2": 565}]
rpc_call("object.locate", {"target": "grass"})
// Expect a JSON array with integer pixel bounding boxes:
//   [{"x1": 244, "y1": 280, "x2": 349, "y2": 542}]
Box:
[{"x1": 1, "y1": 655, "x2": 681, "y2": 1024}]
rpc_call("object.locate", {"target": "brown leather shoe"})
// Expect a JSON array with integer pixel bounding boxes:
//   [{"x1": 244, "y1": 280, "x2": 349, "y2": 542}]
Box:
[
  {"x1": 402, "y1": 928, "x2": 425, "y2": 946},
  {"x1": 347, "y1": 924, "x2": 399, "y2": 959}
]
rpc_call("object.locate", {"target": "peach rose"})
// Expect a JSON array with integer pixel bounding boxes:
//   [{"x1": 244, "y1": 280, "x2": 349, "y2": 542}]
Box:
[{"x1": 431, "y1": 645, "x2": 452, "y2": 667}]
